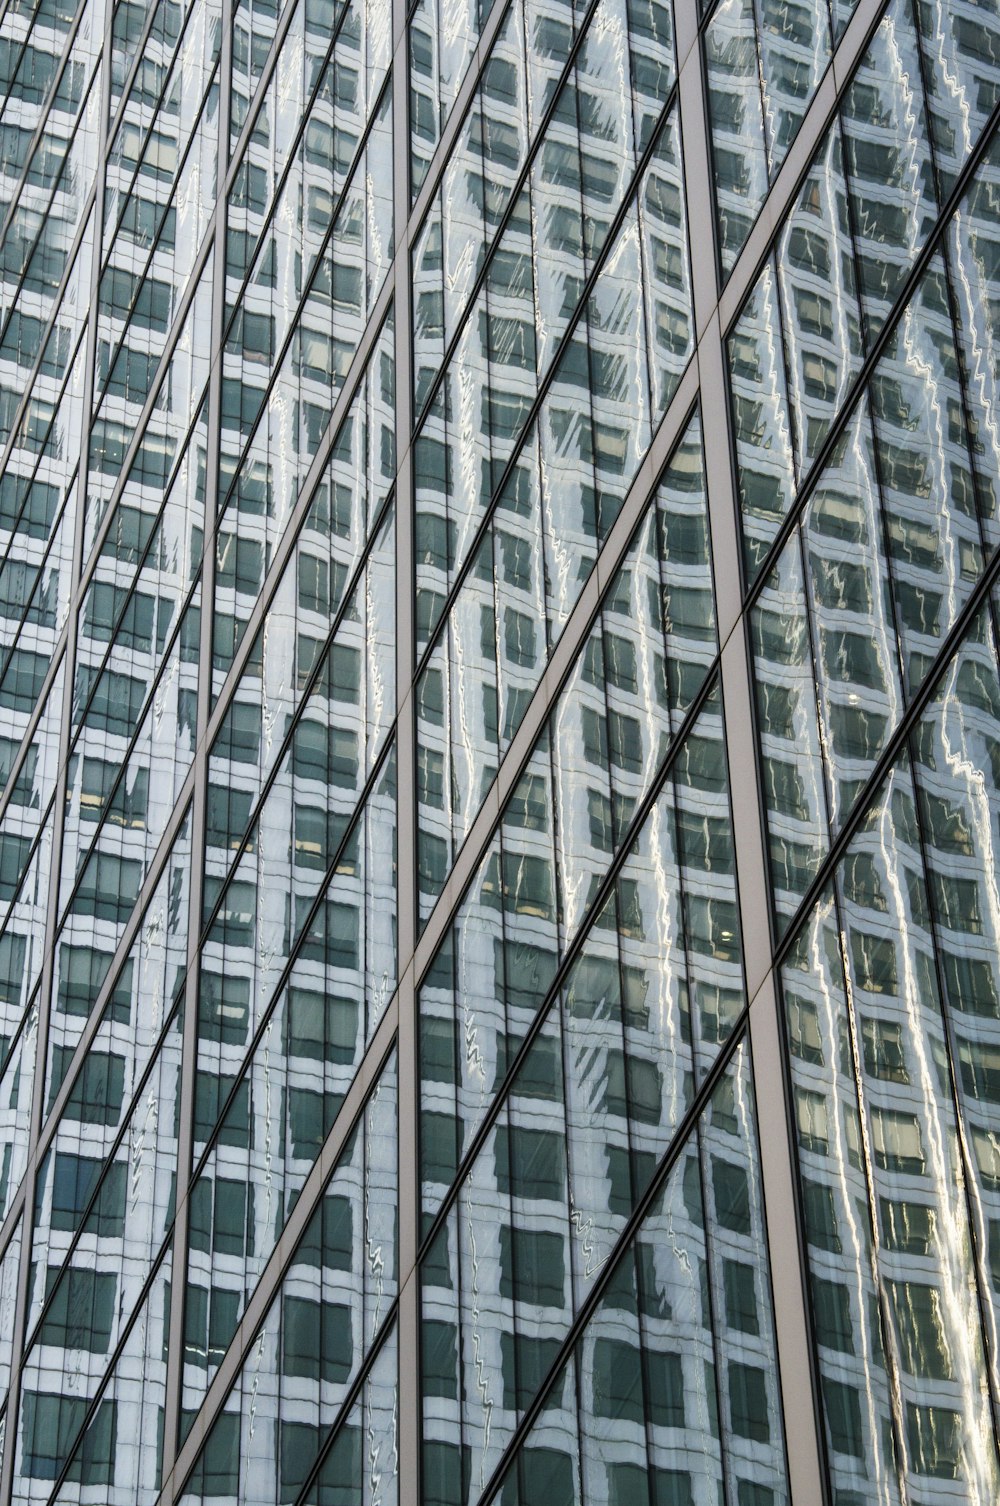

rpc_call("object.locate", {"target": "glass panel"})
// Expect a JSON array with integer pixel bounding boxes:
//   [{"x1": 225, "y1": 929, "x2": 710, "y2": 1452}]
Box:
[
  {"x1": 85, "y1": 248, "x2": 216, "y2": 565},
  {"x1": 750, "y1": 243, "x2": 999, "y2": 929},
  {"x1": 209, "y1": 308, "x2": 395, "y2": 720},
  {"x1": 732, "y1": 30, "x2": 999, "y2": 597},
  {"x1": 302, "y1": 1326, "x2": 398, "y2": 1506},
  {"x1": 41, "y1": 1244, "x2": 173, "y2": 1504},
  {"x1": 451, "y1": 1040, "x2": 790, "y2": 1506},
  {"x1": 419, "y1": 686, "x2": 740, "y2": 1227},
  {"x1": 0, "y1": 0, "x2": 105, "y2": 325},
  {"x1": 180, "y1": 753, "x2": 396, "y2": 1418},
  {"x1": 916, "y1": 0, "x2": 1000, "y2": 197},
  {"x1": 0, "y1": 1211, "x2": 22, "y2": 1411},
  {"x1": 408, "y1": 0, "x2": 509, "y2": 192},
  {"x1": 15, "y1": 1062, "x2": 183, "y2": 1500},
  {"x1": 226, "y1": 0, "x2": 391, "y2": 300},
  {"x1": 706, "y1": 0, "x2": 832, "y2": 273},
  {"x1": 870, "y1": 257, "x2": 983, "y2": 694},
  {"x1": 415, "y1": 142, "x2": 695, "y2": 919},
  {"x1": 0, "y1": 663, "x2": 65, "y2": 980},
  {"x1": 782, "y1": 615, "x2": 1000, "y2": 1499},
  {"x1": 195, "y1": 715, "x2": 396, "y2": 1142},
  {"x1": 178, "y1": 1047, "x2": 397, "y2": 1492},
  {"x1": 751, "y1": 400, "x2": 899, "y2": 929},
  {"x1": 947, "y1": 128, "x2": 1000, "y2": 558},
  {"x1": 413, "y1": 83, "x2": 689, "y2": 638},
  {"x1": 44, "y1": 804, "x2": 191, "y2": 1117},
  {"x1": 411, "y1": 0, "x2": 677, "y2": 392},
  {"x1": 213, "y1": 79, "x2": 393, "y2": 691}
]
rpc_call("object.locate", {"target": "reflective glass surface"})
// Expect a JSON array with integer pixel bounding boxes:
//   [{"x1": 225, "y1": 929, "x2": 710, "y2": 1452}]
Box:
[
  {"x1": 179, "y1": 1047, "x2": 397, "y2": 1501},
  {"x1": 0, "y1": 0, "x2": 999, "y2": 1501},
  {"x1": 434, "y1": 1039, "x2": 789, "y2": 1506},
  {"x1": 782, "y1": 611, "x2": 1000, "y2": 1500}
]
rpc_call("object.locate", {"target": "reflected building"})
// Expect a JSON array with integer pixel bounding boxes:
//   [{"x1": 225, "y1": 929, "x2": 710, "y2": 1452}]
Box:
[{"x1": 0, "y1": 0, "x2": 998, "y2": 1502}]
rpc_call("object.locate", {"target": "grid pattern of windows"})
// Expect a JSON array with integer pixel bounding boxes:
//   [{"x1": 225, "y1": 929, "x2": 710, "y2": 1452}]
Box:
[{"x1": 0, "y1": 0, "x2": 998, "y2": 1501}]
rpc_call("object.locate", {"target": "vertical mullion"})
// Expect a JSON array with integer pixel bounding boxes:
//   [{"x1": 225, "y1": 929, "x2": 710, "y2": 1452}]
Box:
[
  {"x1": 675, "y1": 0, "x2": 829, "y2": 1499},
  {"x1": 393, "y1": 0, "x2": 421, "y2": 1499},
  {"x1": 159, "y1": 0, "x2": 233, "y2": 1476},
  {"x1": 0, "y1": 0, "x2": 116, "y2": 1499},
  {"x1": 693, "y1": 1106, "x2": 737, "y2": 1506}
]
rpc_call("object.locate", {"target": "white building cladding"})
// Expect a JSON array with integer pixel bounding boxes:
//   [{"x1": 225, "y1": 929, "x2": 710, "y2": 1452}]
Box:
[{"x1": 0, "y1": 0, "x2": 997, "y2": 1498}]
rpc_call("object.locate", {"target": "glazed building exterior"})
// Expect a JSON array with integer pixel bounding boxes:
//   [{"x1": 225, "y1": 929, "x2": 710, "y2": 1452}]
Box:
[{"x1": 0, "y1": 0, "x2": 998, "y2": 1500}]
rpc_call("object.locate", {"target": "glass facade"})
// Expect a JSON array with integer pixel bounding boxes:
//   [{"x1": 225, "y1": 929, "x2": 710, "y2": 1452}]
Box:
[{"x1": 0, "y1": 0, "x2": 997, "y2": 1498}]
